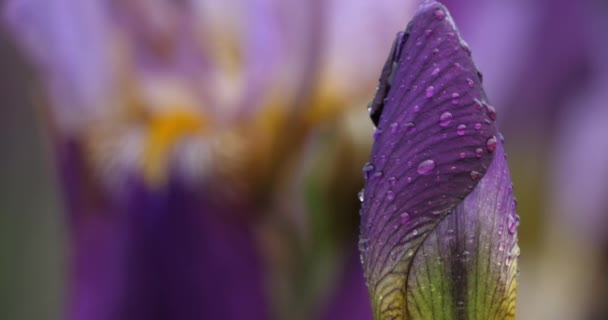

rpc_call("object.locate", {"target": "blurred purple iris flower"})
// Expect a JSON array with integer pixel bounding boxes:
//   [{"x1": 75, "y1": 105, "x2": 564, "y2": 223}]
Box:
[
  {"x1": 3, "y1": 0, "x2": 421, "y2": 319},
  {"x1": 4, "y1": 0, "x2": 271, "y2": 318},
  {"x1": 3, "y1": 0, "x2": 290, "y2": 319},
  {"x1": 359, "y1": 2, "x2": 519, "y2": 319}
]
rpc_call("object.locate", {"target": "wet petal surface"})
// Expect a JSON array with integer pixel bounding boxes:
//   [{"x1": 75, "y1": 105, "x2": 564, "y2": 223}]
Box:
[
  {"x1": 359, "y1": 1, "x2": 518, "y2": 319},
  {"x1": 407, "y1": 143, "x2": 519, "y2": 320}
]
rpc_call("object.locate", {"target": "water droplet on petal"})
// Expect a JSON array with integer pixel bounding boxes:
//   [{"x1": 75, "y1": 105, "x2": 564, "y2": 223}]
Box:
[
  {"x1": 508, "y1": 214, "x2": 520, "y2": 234},
  {"x1": 486, "y1": 135, "x2": 498, "y2": 152},
  {"x1": 358, "y1": 189, "x2": 365, "y2": 202},
  {"x1": 406, "y1": 249, "x2": 414, "y2": 257},
  {"x1": 373, "y1": 129, "x2": 382, "y2": 141},
  {"x1": 473, "y1": 99, "x2": 483, "y2": 110},
  {"x1": 417, "y1": 159, "x2": 436, "y2": 175},
  {"x1": 389, "y1": 251, "x2": 398, "y2": 262},
  {"x1": 404, "y1": 122, "x2": 416, "y2": 133},
  {"x1": 374, "y1": 171, "x2": 384, "y2": 179},
  {"x1": 486, "y1": 104, "x2": 497, "y2": 120},
  {"x1": 470, "y1": 170, "x2": 481, "y2": 181},
  {"x1": 466, "y1": 78, "x2": 475, "y2": 87},
  {"x1": 400, "y1": 212, "x2": 410, "y2": 223},
  {"x1": 362, "y1": 163, "x2": 374, "y2": 179},
  {"x1": 413, "y1": 105, "x2": 420, "y2": 113},
  {"x1": 474, "y1": 123, "x2": 482, "y2": 130},
  {"x1": 386, "y1": 190, "x2": 395, "y2": 201},
  {"x1": 376, "y1": 156, "x2": 387, "y2": 167},
  {"x1": 390, "y1": 122, "x2": 399, "y2": 134},
  {"x1": 426, "y1": 86, "x2": 435, "y2": 98},
  {"x1": 475, "y1": 148, "x2": 483, "y2": 158},
  {"x1": 432, "y1": 68, "x2": 440, "y2": 76},
  {"x1": 459, "y1": 152, "x2": 466, "y2": 159},
  {"x1": 434, "y1": 8, "x2": 446, "y2": 20},
  {"x1": 439, "y1": 112, "x2": 453, "y2": 127},
  {"x1": 358, "y1": 237, "x2": 369, "y2": 253},
  {"x1": 412, "y1": 229, "x2": 419, "y2": 236},
  {"x1": 461, "y1": 43, "x2": 472, "y2": 56},
  {"x1": 456, "y1": 124, "x2": 466, "y2": 136},
  {"x1": 451, "y1": 92, "x2": 460, "y2": 105},
  {"x1": 388, "y1": 176, "x2": 397, "y2": 186}
]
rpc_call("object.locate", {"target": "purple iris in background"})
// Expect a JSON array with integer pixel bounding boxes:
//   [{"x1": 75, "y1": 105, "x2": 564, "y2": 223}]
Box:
[
  {"x1": 3, "y1": 0, "x2": 272, "y2": 319},
  {"x1": 2, "y1": 0, "x2": 416, "y2": 319},
  {"x1": 359, "y1": 2, "x2": 519, "y2": 319}
]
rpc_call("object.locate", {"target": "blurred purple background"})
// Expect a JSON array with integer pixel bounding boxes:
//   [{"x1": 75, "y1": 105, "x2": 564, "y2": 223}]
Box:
[{"x1": 1, "y1": 0, "x2": 607, "y2": 319}]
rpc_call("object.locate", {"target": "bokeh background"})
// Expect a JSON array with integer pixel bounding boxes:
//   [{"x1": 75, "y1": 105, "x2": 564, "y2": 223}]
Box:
[{"x1": 1, "y1": 0, "x2": 607, "y2": 319}]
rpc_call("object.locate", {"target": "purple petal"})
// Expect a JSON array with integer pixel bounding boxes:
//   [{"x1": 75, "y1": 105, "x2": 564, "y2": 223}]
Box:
[
  {"x1": 59, "y1": 141, "x2": 269, "y2": 320},
  {"x1": 546, "y1": 0, "x2": 608, "y2": 245},
  {"x1": 320, "y1": 250, "x2": 373, "y2": 320},
  {"x1": 407, "y1": 143, "x2": 519, "y2": 318},
  {"x1": 4, "y1": 0, "x2": 113, "y2": 129},
  {"x1": 359, "y1": 1, "x2": 516, "y2": 318},
  {"x1": 551, "y1": 81, "x2": 608, "y2": 245}
]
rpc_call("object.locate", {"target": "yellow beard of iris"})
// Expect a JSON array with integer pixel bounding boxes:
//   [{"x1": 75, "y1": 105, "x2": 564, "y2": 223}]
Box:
[{"x1": 142, "y1": 109, "x2": 207, "y2": 187}]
